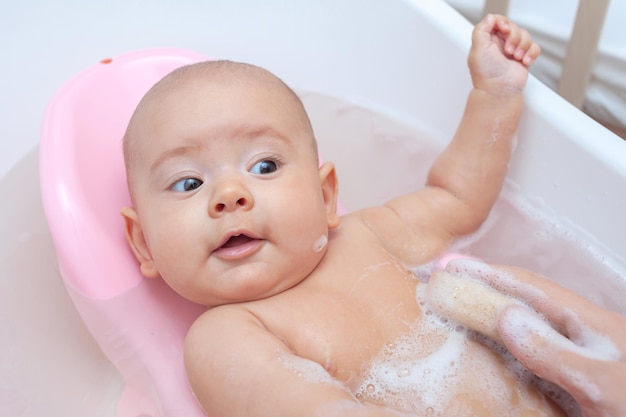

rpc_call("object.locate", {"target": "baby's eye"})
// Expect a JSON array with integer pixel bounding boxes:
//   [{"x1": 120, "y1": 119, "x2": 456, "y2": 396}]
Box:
[
  {"x1": 250, "y1": 160, "x2": 278, "y2": 175},
  {"x1": 171, "y1": 177, "x2": 203, "y2": 192}
]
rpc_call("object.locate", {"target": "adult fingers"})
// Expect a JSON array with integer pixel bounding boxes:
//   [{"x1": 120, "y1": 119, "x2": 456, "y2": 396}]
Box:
[
  {"x1": 444, "y1": 260, "x2": 626, "y2": 342},
  {"x1": 499, "y1": 304, "x2": 626, "y2": 417}
]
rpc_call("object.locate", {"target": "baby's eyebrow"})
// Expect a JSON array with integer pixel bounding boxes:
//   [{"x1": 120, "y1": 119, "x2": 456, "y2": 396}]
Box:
[
  {"x1": 235, "y1": 125, "x2": 291, "y2": 144},
  {"x1": 149, "y1": 144, "x2": 202, "y2": 174}
]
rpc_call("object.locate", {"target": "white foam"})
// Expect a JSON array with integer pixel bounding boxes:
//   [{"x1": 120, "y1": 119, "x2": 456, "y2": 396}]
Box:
[
  {"x1": 354, "y1": 303, "x2": 466, "y2": 414},
  {"x1": 313, "y1": 234, "x2": 328, "y2": 253},
  {"x1": 276, "y1": 351, "x2": 342, "y2": 387},
  {"x1": 353, "y1": 281, "x2": 583, "y2": 416},
  {"x1": 443, "y1": 259, "x2": 547, "y2": 302}
]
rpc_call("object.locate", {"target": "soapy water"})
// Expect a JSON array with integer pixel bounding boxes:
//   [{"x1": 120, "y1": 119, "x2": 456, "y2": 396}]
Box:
[
  {"x1": 303, "y1": 91, "x2": 626, "y2": 315},
  {"x1": 452, "y1": 188, "x2": 626, "y2": 315},
  {"x1": 354, "y1": 295, "x2": 465, "y2": 414},
  {"x1": 300, "y1": 92, "x2": 626, "y2": 416},
  {"x1": 355, "y1": 283, "x2": 582, "y2": 416}
]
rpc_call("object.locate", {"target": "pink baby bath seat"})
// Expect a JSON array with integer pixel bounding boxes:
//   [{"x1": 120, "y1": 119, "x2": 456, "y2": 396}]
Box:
[{"x1": 40, "y1": 48, "x2": 210, "y2": 417}]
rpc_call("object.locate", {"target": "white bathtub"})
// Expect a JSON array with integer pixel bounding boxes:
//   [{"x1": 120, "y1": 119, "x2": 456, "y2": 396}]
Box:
[{"x1": 2, "y1": 0, "x2": 625, "y2": 416}]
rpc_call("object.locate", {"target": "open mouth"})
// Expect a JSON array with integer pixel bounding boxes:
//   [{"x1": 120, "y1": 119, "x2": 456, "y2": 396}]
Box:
[
  {"x1": 214, "y1": 233, "x2": 263, "y2": 260},
  {"x1": 221, "y1": 234, "x2": 255, "y2": 249}
]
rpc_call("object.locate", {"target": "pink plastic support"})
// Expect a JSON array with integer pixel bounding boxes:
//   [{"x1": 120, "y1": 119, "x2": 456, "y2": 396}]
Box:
[
  {"x1": 433, "y1": 253, "x2": 480, "y2": 271},
  {"x1": 39, "y1": 49, "x2": 210, "y2": 417}
]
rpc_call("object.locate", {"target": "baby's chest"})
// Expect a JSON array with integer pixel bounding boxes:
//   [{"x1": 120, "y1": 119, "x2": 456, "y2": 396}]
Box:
[{"x1": 264, "y1": 265, "x2": 424, "y2": 384}]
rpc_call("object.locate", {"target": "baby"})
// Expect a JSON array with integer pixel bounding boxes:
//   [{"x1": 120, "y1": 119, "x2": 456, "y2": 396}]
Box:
[{"x1": 121, "y1": 14, "x2": 564, "y2": 417}]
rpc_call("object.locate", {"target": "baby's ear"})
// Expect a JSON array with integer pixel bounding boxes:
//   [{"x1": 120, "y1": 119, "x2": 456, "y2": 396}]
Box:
[
  {"x1": 120, "y1": 206, "x2": 159, "y2": 278},
  {"x1": 319, "y1": 162, "x2": 340, "y2": 229}
]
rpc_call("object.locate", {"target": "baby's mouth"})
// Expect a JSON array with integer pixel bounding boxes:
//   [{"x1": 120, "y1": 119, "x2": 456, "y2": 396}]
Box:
[
  {"x1": 221, "y1": 234, "x2": 255, "y2": 248},
  {"x1": 214, "y1": 234, "x2": 263, "y2": 260}
]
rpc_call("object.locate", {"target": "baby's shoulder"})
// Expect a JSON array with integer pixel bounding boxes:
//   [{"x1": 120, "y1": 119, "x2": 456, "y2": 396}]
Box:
[
  {"x1": 184, "y1": 304, "x2": 271, "y2": 362},
  {"x1": 187, "y1": 305, "x2": 260, "y2": 344},
  {"x1": 333, "y1": 204, "x2": 446, "y2": 267}
]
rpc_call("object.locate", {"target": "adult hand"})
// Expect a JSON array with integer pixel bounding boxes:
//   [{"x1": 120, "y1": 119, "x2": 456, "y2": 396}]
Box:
[{"x1": 454, "y1": 261, "x2": 626, "y2": 417}]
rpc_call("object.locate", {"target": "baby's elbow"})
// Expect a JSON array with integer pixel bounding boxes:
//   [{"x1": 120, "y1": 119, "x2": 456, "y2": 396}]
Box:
[{"x1": 450, "y1": 200, "x2": 493, "y2": 237}]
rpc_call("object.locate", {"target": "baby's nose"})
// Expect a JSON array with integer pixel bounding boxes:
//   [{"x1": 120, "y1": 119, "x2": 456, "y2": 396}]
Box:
[{"x1": 209, "y1": 181, "x2": 254, "y2": 217}]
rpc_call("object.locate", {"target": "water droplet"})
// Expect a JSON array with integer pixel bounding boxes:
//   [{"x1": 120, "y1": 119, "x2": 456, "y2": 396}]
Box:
[
  {"x1": 366, "y1": 384, "x2": 375, "y2": 393},
  {"x1": 426, "y1": 406, "x2": 435, "y2": 415},
  {"x1": 398, "y1": 368, "x2": 410, "y2": 377}
]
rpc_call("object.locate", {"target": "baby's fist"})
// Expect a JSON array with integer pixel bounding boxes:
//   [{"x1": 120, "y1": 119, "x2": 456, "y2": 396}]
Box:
[{"x1": 469, "y1": 14, "x2": 540, "y2": 94}]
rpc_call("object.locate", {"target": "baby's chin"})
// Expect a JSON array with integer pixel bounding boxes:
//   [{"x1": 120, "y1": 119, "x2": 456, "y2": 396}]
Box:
[{"x1": 197, "y1": 266, "x2": 304, "y2": 307}]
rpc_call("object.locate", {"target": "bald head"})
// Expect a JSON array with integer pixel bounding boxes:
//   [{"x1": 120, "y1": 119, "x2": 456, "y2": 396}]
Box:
[{"x1": 123, "y1": 60, "x2": 316, "y2": 198}]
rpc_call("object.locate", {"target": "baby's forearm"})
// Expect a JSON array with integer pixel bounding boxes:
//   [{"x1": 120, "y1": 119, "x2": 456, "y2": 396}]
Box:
[{"x1": 427, "y1": 87, "x2": 523, "y2": 233}]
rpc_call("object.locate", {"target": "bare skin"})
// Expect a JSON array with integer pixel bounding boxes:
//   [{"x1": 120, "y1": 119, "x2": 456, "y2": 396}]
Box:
[{"x1": 122, "y1": 14, "x2": 557, "y2": 417}]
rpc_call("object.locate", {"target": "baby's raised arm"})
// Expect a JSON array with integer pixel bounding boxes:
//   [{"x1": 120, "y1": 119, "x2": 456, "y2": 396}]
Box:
[
  {"x1": 367, "y1": 15, "x2": 539, "y2": 263},
  {"x1": 426, "y1": 15, "x2": 539, "y2": 231}
]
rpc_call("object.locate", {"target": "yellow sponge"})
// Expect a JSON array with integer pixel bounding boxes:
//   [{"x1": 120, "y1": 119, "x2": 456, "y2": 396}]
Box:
[{"x1": 426, "y1": 270, "x2": 521, "y2": 344}]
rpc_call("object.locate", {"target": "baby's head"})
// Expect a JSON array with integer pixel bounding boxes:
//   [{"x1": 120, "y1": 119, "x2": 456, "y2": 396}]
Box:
[{"x1": 121, "y1": 60, "x2": 340, "y2": 307}]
